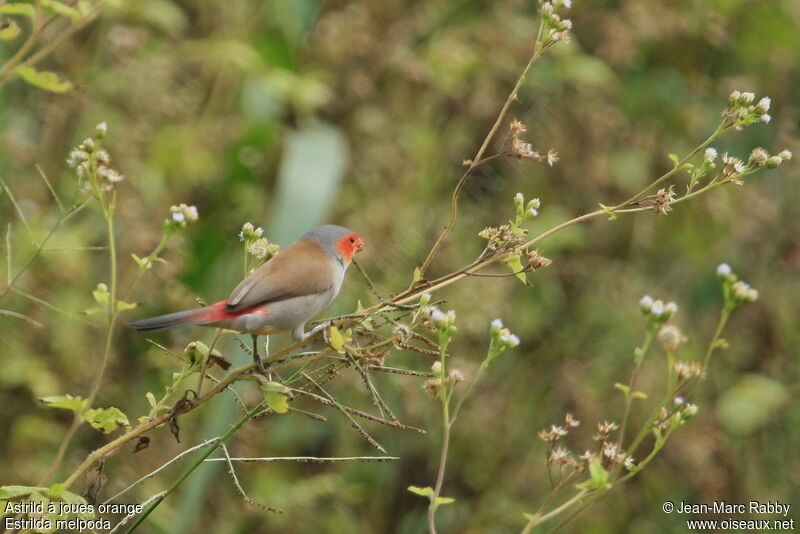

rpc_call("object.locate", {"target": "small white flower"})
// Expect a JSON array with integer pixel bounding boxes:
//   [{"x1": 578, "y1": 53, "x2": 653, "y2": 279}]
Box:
[
  {"x1": 547, "y1": 150, "x2": 559, "y2": 167},
  {"x1": 741, "y1": 92, "x2": 755, "y2": 104},
  {"x1": 491, "y1": 318, "x2": 504, "y2": 330},
  {"x1": 515, "y1": 192, "x2": 524, "y2": 204},
  {"x1": 755, "y1": 97, "x2": 771, "y2": 114},
  {"x1": 529, "y1": 208, "x2": 539, "y2": 217},
  {"x1": 704, "y1": 147, "x2": 718, "y2": 163},
  {"x1": 186, "y1": 205, "x2": 199, "y2": 221},
  {"x1": 172, "y1": 212, "x2": 186, "y2": 223},
  {"x1": 563, "y1": 0, "x2": 572, "y2": 8},
  {"x1": 674, "y1": 396, "x2": 685, "y2": 406},
  {"x1": 650, "y1": 300, "x2": 665, "y2": 317},
  {"x1": 96, "y1": 122, "x2": 108, "y2": 135},
  {"x1": 639, "y1": 295, "x2": 654, "y2": 310},
  {"x1": 665, "y1": 301, "x2": 678, "y2": 316},
  {"x1": 716, "y1": 263, "x2": 732, "y2": 276},
  {"x1": 761, "y1": 114, "x2": 771, "y2": 124},
  {"x1": 778, "y1": 149, "x2": 792, "y2": 161}
]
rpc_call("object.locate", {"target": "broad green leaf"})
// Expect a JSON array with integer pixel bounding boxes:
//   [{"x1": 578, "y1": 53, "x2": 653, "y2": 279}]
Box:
[
  {"x1": 407, "y1": 485, "x2": 434, "y2": 499},
  {"x1": 84, "y1": 407, "x2": 129, "y2": 433},
  {"x1": 503, "y1": 253, "x2": 528, "y2": 285},
  {"x1": 577, "y1": 461, "x2": 611, "y2": 490},
  {"x1": 0, "y1": 486, "x2": 46, "y2": 500},
  {"x1": 0, "y1": 19, "x2": 21, "y2": 40},
  {"x1": 15, "y1": 66, "x2": 73, "y2": 93},
  {"x1": 0, "y1": 3, "x2": 36, "y2": 18},
  {"x1": 258, "y1": 379, "x2": 291, "y2": 414},
  {"x1": 41, "y1": 0, "x2": 81, "y2": 20},
  {"x1": 40, "y1": 394, "x2": 88, "y2": 414},
  {"x1": 263, "y1": 390, "x2": 288, "y2": 414}
]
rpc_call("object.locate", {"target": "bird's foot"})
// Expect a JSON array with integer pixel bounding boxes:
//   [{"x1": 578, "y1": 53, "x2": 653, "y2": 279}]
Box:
[{"x1": 305, "y1": 320, "x2": 333, "y2": 343}]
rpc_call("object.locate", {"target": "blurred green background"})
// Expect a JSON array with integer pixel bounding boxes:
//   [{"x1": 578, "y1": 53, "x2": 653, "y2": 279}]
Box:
[{"x1": 1, "y1": 0, "x2": 798, "y2": 532}]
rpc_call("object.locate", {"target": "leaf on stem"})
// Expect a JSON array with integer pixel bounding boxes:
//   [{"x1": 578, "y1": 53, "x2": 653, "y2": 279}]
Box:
[
  {"x1": 40, "y1": 394, "x2": 89, "y2": 414},
  {"x1": 84, "y1": 406, "x2": 130, "y2": 433},
  {"x1": 15, "y1": 67, "x2": 74, "y2": 93},
  {"x1": 0, "y1": 19, "x2": 21, "y2": 40}
]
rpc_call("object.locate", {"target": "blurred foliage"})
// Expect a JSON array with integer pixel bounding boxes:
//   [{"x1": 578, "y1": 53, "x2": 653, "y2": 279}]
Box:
[{"x1": 1, "y1": 0, "x2": 799, "y2": 533}]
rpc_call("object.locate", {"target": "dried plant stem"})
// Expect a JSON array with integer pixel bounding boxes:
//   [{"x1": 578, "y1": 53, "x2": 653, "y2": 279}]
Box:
[
  {"x1": 418, "y1": 19, "x2": 547, "y2": 277},
  {"x1": 122, "y1": 401, "x2": 266, "y2": 533}
]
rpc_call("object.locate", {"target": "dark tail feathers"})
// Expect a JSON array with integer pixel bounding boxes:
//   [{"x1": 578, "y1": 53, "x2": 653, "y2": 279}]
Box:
[{"x1": 128, "y1": 307, "x2": 210, "y2": 332}]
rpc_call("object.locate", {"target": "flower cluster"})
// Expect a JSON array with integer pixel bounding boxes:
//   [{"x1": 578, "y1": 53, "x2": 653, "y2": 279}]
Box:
[
  {"x1": 248, "y1": 238, "x2": 280, "y2": 260},
  {"x1": 540, "y1": 1, "x2": 573, "y2": 45},
  {"x1": 479, "y1": 224, "x2": 527, "y2": 251},
  {"x1": 239, "y1": 222, "x2": 264, "y2": 242},
  {"x1": 66, "y1": 122, "x2": 125, "y2": 193},
  {"x1": 658, "y1": 324, "x2": 687, "y2": 352},
  {"x1": 424, "y1": 306, "x2": 458, "y2": 346},
  {"x1": 526, "y1": 249, "x2": 552, "y2": 270},
  {"x1": 716, "y1": 263, "x2": 758, "y2": 308},
  {"x1": 639, "y1": 295, "x2": 678, "y2": 329},
  {"x1": 723, "y1": 91, "x2": 773, "y2": 129},
  {"x1": 165, "y1": 203, "x2": 199, "y2": 232},
  {"x1": 423, "y1": 361, "x2": 464, "y2": 398},
  {"x1": 674, "y1": 360, "x2": 703, "y2": 381},
  {"x1": 484, "y1": 318, "x2": 521, "y2": 367},
  {"x1": 638, "y1": 185, "x2": 676, "y2": 215},
  {"x1": 507, "y1": 120, "x2": 558, "y2": 165}
]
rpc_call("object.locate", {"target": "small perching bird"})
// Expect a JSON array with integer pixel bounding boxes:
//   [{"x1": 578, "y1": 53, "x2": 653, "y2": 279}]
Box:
[{"x1": 129, "y1": 225, "x2": 364, "y2": 373}]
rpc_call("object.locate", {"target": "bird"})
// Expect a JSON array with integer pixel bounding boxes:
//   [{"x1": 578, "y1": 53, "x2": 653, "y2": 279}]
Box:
[{"x1": 129, "y1": 225, "x2": 364, "y2": 373}]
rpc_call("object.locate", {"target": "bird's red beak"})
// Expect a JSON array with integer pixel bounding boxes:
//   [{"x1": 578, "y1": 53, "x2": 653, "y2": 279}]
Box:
[{"x1": 354, "y1": 237, "x2": 364, "y2": 253}]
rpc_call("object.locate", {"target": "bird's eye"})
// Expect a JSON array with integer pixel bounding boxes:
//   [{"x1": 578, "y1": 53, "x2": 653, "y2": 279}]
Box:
[{"x1": 349, "y1": 237, "x2": 356, "y2": 244}]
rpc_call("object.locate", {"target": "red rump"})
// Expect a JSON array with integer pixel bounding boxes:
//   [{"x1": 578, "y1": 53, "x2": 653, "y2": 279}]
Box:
[{"x1": 190, "y1": 301, "x2": 268, "y2": 322}]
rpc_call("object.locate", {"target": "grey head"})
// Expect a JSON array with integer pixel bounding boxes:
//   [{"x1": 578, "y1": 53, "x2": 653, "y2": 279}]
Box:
[{"x1": 302, "y1": 224, "x2": 359, "y2": 262}]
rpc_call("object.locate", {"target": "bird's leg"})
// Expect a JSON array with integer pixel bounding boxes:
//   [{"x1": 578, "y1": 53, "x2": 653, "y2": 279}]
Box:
[{"x1": 251, "y1": 334, "x2": 268, "y2": 375}]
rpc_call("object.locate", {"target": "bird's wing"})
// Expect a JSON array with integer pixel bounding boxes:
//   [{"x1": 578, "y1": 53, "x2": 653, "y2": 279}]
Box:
[{"x1": 225, "y1": 238, "x2": 336, "y2": 312}]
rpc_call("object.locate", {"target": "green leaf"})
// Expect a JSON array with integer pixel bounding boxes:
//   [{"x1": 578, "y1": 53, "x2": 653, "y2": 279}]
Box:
[
  {"x1": 40, "y1": 394, "x2": 88, "y2": 414},
  {"x1": 84, "y1": 407, "x2": 129, "y2": 433},
  {"x1": 41, "y1": 0, "x2": 81, "y2": 20},
  {"x1": 0, "y1": 19, "x2": 21, "y2": 40},
  {"x1": 503, "y1": 253, "x2": 529, "y2": 285},
  {"x1": 327, "y1": 325, "x2": 351, "y2": 354},
  {"x1": 262, "y1": 391, "x2": 288, "y2": 414},
  {"x1": 577, "y1": 461, "x2": 611, "y2": 490},
  {"x1": 433, "y1": 496, "x2": 455, "y2": 509},
  {"x1": 631, "y1": 390, "x2": 648, "y2": 400},
  {"x1": 667, "y1": 153, "x2": 681, "y2": 167},
  {"x1": 15, "y1": 66, "x2": 73, "y2": 93},
  {"x1": 0, "y1": 3, "x2": 37, "y2": 18},
  {"x1": 614, "y1": 383, "x2": 630, "y2": 396},
  {"x1": 116, "y1": 300, "x2": 140, "y2": 311},
  {"x1": 258, "y1": 379, "x2": 291, "y2": 414},
  {"x1": 407, "y1": 485, "x2": 434, "y2": 499},
  {"x1": 145, "y1": 392, "x2": 157, "y2": 409},
  {"x1": 81, "y1": 307, "x2": 104, "y2": 316},
  {"x1": 598, "y1": 203, "x2": 617, "y2": 221},
  {"x1": 413, "y1": 267, "x2": 422, "y2": 283},
  {"x1": 0, "y1": 485, "x2": 47, "y2": 500},
  {"x1": 91, "y1": 283, "x2": 109, "y2": 305}
]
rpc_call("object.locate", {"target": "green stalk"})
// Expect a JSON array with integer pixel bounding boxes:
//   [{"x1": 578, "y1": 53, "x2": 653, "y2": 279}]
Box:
[{"x1": 124, "y1": 401, "x2": 265, "y2": 533}]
